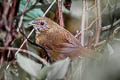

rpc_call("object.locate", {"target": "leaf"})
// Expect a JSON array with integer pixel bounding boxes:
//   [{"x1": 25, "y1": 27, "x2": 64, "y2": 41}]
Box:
[
  {"x1": 17, "y1": 53, "x2": 51, "y2": 80},
  {"x1": 68, "y1": 58, "x2": 83, "y2": 80},
  {"x1": 4, "y1": 64, "x2": 28, "y2": 80},
  {"x1": 16, "y1": 53, "x2": 42, "y2": 77},
  {"x1": 47, "y1": 58, "x2": 70, "y2": 80},
  {"x1": 107, "y1": 43, "x2": 114, "y2": 55},
  {"x1": 37, "y1": 66, "x2": 51, "y2": 79},
  {"x1": 19, "y1": 0, "x2": 44, "y2": 28},
  {"x1": 26, "y1": 42, "x2": 40, "y2": 57}
]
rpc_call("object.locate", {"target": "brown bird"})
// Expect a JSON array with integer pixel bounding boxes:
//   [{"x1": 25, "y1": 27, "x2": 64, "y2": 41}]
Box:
[{"x1": 31, "y1": 17, "x2": 93, "y2": 61}]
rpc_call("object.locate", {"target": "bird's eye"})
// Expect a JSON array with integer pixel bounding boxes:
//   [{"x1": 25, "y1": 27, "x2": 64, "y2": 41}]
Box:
[{"x1": 40, "y1": 21, "x2": 45, "y2": 25}]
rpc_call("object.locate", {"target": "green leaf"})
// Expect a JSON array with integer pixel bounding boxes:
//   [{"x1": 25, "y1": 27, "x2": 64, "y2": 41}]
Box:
[
  {"x1": 68, "y1": 58, "x2": 83, "y2": 80},
  {"x1": 47, "y1": 58, "x2": 70, "y2": 80},
  {"x1": 16, "y1": 53, "x2": 51, "y2": 80},
  {"x1": 26, "y1": 42, "x2": 40, "y2": 57},
  {"x1": 19, "y1": 0, "x2": 44, "y2": 28},
  {"x1": 37, "y1": 66, "x2": 51, "y2": 79},
  {"x1": 16, "y1": 53, "x2": 42, "y2": 77}
]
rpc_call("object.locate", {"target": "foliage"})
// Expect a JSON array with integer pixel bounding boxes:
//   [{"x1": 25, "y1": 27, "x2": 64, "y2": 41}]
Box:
[{"x1": 19, "y1": 0, "x2": 44, "y2": 28}]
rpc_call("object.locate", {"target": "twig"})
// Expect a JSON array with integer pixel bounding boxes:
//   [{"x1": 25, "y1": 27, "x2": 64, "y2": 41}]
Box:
[
  {"x1": 86, "y1": 1, "x2": 88, "y2": 29},
  {"x1": 2, "y1": 0, "x2": 11, "y2": 31},
  {"x1": 58, "y1": 0, "x2": 64, "y2": 27},
  {"x1": 43, "y1": 0, "x2": 56, "y2": 17},
  {"x1": 112, "y1": 26, "x2": 120, "y2": 38},
  {"x1": 75, "y1": 0, "x2": 110, "y2": 39},
  {"x1": 6, "y1": 63, "x2": 11, "y2": 70},
  {"x1": 17, "y1": 0, "x2": 30, "y2": 31},
  {"x1": 15, "y1": 29, "x2": 34, "y2": 56},
  {"x1": 75, "y1": 12, "x2": 120, "y2": 37},
  {"x1": 102, "y1": 19, "x2": 120, "y2": 31},
  {"x1": 75, "y1": 18, "x2": 97, "y2": 38},
  {"x1": 0, "y1": 47, "x2": 49, "y2": 65},
  {"x1": 14, "y1": 0, "x2": 30, "y2": 60},
  {"x1": 1, "y1": 0, "x2": 20, "y2": 64},
  {"x1": 0, "y1": 0, "x2": 11, "y2": 65},
  {"x1": 15, "y1": 0, "x2": 56, "y2": 57},
  {"x1": 94, "y1": 40, "x2": 106, "y2": 47},
  {"x1": 94, "y1": 0, "x2": 102, "y2": 43},
  {"x1": 80, "y1": 0, "x2": 86, "y2": 47}
]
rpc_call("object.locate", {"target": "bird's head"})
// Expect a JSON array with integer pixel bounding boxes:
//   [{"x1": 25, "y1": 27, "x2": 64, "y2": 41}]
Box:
[{"x1": 29, "y1": 17, "x2": 51, "y2": 33}]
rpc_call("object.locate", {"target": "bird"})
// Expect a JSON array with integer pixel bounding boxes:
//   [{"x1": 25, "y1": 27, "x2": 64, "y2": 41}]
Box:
[{"x1": 30, "y1": 17, "x2": 93, "y2": 61}]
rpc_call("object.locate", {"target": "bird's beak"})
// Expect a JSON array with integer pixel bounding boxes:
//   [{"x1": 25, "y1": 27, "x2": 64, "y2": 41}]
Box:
[{"x1": 28, "y1": 21, "x2": 36, "y2": 26}]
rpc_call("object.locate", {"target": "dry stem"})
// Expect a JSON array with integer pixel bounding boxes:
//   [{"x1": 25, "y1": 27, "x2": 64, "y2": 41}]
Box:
[
  {"x1": 58, "y1": 0, "x2": 64, "y2": 27},
  {"x1": 0, "y1": 47, "x2": 49, "y2": 65},
  {"x1": 94, "y1": 0, "x2": 102, "y2": 43},
  {"x1": 80, "y1": 0, "x2": 86, "y2": 47}
]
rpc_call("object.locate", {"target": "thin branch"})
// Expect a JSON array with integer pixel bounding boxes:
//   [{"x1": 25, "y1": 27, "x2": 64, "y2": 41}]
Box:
[
  {"x1": 17, "y1": 0, "x2": 30, "y2": 31},
  {"x1": 43, "y1": 0, "x2": 56, "y2": 17},
  {"x1": 112, "y1": 27, "x2": 120, "y2": 38},
  {"x1": 15, "y1": 29, "x2": 34, "y2": 56},
  {"x1": 75, "y1": 0, "x2": 110, "y2": 39},
  {"x1": 75, "y1": 18, "x2": 97, "y2": 38},
  {"x1": 114, "y1": 26, "x2": 120, "y2": 34},
  {"x1": 85, "y1": 4, "x2": 88, "y2": 31},
  {"x1": 75, "y1": 12, "x2": 120, "y2": 37},
  {"x1": 94, "y1": 40, "x2": 106, "y2": 47},
  {"x1": 102, "y1": 19, "x2": 120, "y2": 31},
  {"x1": 58, "y1": 0, "x2": 64, "y2": 27},
  {"x1": 80, "y1": 0, "x2": 86, "y2": 47},
  {"x1": 94, "y1": 0, "x2": 102, "y2": 43},
  {"x1": 0, "y1": 47, "x2": 49, "y2": 65}
]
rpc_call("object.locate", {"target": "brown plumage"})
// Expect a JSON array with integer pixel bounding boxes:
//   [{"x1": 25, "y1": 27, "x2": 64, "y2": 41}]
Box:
[{"x1": 32, "y1": 17, "x2": 93, "y2": 61}]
